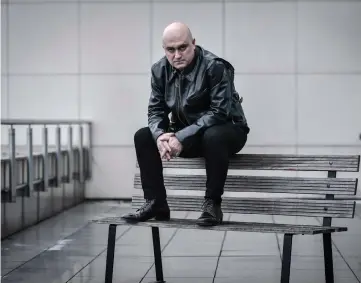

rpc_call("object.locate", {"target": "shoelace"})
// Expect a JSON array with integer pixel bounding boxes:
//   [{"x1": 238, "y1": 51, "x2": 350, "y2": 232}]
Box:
[
  {"x1": 201, "y1": 199, "x2": 216, "y2": 217},
  {"x1": 137, "y1": 200, "x2": 152, "y2": 213}
]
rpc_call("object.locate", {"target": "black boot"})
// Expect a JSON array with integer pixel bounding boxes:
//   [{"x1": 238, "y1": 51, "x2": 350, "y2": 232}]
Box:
[
  {"x1": 121, "y1": 199, "x2": 170, "y2": 222},
  {"x1": 196, "y1": 198, "x2": 223, "y2": 226}
]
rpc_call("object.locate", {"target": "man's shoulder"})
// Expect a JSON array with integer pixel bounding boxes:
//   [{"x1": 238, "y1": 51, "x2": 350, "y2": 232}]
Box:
[
  {"x1": 151, "y1": 56, "x2": 169, "y2": 78},
  {"x1": 199, "y1": 47, "x2": 235, "y2": 82},
  {"x1": 200, "y1": 46, "x2": 235, "y2": 74}
]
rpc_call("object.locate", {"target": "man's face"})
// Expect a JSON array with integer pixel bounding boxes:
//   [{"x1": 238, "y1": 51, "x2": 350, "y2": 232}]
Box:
[{"x1": 163, "y1": 37, "x2": 196, "y2": 70}]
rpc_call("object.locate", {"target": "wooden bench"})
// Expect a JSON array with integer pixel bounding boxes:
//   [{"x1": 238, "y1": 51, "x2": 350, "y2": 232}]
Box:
[{"x1": 91, "y1": 153, "x2": 360, "y2": 283}]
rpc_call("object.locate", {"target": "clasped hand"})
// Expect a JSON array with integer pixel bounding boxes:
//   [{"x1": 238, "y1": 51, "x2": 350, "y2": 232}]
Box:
[{"x1": 157, "y1": 133, "x2": 183, "y2": 161}]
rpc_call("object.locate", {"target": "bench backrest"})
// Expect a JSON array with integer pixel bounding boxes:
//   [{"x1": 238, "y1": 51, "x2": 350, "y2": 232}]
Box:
[{"x1": 133, "y1": 154, "x2": 360, "y2": 222}]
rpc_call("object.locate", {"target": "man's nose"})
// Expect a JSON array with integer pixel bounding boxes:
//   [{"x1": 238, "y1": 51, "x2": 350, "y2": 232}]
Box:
[{"x1": 174, "y1": 50, "x2": 182, "y2": 59}]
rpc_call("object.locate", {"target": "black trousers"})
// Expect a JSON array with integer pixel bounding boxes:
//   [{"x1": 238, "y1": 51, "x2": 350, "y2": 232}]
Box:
[{"x1": 134, "y1": 122, "x2": 248, "y2": 204}]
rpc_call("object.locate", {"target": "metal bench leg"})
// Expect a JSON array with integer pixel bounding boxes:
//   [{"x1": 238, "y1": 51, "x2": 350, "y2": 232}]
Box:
[
  {"x1": 105, "y1": 224, "x2": 117, "y2": 283},
  {"x1": 323, "y1": 233, "x2": 334, "y2": 283},
  {"x1": 280, "y1": 233, "x2": 293, "y2": 283},
  {"x1": 152, "y1": 227, "x2": 165, "y2": 283}
]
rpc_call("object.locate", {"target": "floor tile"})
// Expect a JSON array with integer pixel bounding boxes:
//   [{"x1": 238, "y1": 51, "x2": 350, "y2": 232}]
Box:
[
  {"x1": 1, "y1": 260, "x2": 25, "y2": 270},
  {"x1": 46, "y1": 243, "x2": 106, "y2": 257},
  {"x1": 1, "y1": 247, "x2": 47, "y2": 262},
  {"x1": 115, "y1": 226, "x2": 176, "y2": 247},
  {"x1": 222, "y1": 231, "x2": 279, "y2": 256},
  {"x1": 344, "y1": 256, "x2": 361, "y2": 280},
  {"x1": 69, "y1": 276, "x2": 213, "y2": 283},
  {"x1": 101, "y1": 244, "x2": 155, "y2": 257},
  {"x1": 277, "y1": 234, "x2": 342, "y2": 257},
  {"x1": 290, "y1": 255, "x2": 349, "y2": 270},
  {"x1": 66, "y1": 224, "x2": 129, "y2": 246},
  {"x1": 145, "y1": 257, "x2": 218, "y2": 278},
  {"x1": 76, "y1": 256, "x2": 154, "y2": 280},
  {"x1": 67, "y1": 278, "x2": 104, "y2": 283},
  {"x1": 146, "y1": 278, "x2": 213, "y2": 283},
  {"x1": 1, "y1": 235, "x2": 55, "y2": 251},
  {"x1": 333, "y1": 235, "x2": 361, "y2": 257},
  {"x1": 162, "y1": 229, "x2": 224, "y2": 256},
  {"x1": 1, "y1": 267, "x2": 79, "y2": 283},
  {"x1": 1, "y1": 269, "x2": 15, "y2": 277},
  {"x1": 215, "y1": 266, "x2": 359, "y2": 283},
  {"x1": 16, "y1": 252, "x2": 93, "y2": 270},
  {"x1": 216, "y1": 256, "x2": 281, "y2": 278},
  {"x1": 289, "y1": 269, "x2": 359, "y2": 283},
  {"x1": 215, "y1": 271, "x2": 280, "y2": 283}
]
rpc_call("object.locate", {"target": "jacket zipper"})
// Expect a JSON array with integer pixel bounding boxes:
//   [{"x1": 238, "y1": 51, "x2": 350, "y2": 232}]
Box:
[{"x1": 176, "y1": 74, "x2": 189, "y2": 127}]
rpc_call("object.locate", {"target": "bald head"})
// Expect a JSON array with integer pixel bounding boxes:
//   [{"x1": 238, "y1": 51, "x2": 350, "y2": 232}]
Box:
[
  {"x1": 162, "y1": 22, "x2": 193, "y2": 45},
  {"x1": 162, "y1": 22, "x2": 196, "y2": 70}
]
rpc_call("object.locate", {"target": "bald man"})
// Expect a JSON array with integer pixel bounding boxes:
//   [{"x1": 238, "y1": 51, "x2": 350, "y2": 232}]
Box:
[{"x1": 122, "y1": 22, "x2": 250, "y2": 226}]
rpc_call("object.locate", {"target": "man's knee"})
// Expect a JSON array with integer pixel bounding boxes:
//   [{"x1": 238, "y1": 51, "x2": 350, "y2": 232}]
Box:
[
  {"x1": 134, "y1": 127, "x2": 153, "y2": 147},
  {"x1": 202, "y1": 125, "x2": 226, "y2": 147},
  {"x1": 201, "y1": 123, "x2": 247, "y2": 154}
]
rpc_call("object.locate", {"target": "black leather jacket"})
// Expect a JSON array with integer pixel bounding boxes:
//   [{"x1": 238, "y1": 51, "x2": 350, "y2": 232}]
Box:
[{"x1": 148, "y1": 45, "x2": 249, "y2": 145}]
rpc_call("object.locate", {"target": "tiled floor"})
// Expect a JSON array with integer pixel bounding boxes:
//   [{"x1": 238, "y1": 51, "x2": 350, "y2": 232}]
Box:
[{"x1": 1, "y1": 201, "x2": 361, "y2": 283}]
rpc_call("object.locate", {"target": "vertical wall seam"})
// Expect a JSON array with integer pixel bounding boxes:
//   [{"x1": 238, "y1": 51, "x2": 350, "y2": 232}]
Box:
[
  {"x1": 222, "y1": 0, "x2": 225, "y2": 58},
  {"x1": 295, "y1": 0, "x2": 299, "y2": 155},
  {"x1": 150, "y1": 0, "x2": 153, "y2": 68},
  {"x1": 77, "y1": 0, "x2": 81, "y2": 120},
  {"x1": 6, "y1": 2, "x2": 10, "y2": 118}
]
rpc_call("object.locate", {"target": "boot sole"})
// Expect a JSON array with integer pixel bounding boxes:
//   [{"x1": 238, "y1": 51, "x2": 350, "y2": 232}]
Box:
[
  {"x1": 196, "y1": 213, "x2": 223, "y2": 227},
  {"x1": 196, "y1": 219, "x2": 223, "y2": 227},
  {"x1": 155, "y1": 214, "x2": 170, "y2": 221},
  {"x1": 121, "y1": 214, "x2": 170, "y2": 223}
]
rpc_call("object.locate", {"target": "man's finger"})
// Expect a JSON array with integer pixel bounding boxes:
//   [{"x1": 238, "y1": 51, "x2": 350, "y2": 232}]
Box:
[
  {"x1": 162, "y1": 151, "x2": 171, "y2": 161},
  {"x1": 158, "y1": 132, "x2": 175, "y2": 141},
  {"x1": 165, "y1": 152, "x2": 171, "y2": 161},
  {"x1": 159, "y1": 143, "x2": 171, "y2": 158},
  {"x1": 162, "y1": 141, "x2": 172, "y2": 153},
  {"x1": 160, "y1": 148, "x2": 167, "y2": 159}
]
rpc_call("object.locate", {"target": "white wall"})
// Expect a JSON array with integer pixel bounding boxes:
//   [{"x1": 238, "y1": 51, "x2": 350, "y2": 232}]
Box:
[{"x1": 1, "y1": 0, "x2": 361, "y2": 199}]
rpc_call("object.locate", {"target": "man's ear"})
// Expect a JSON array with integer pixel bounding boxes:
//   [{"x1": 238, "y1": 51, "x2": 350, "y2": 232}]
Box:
[{"x1": 192, "y1": 38, "x2": 196, "y2": 45}]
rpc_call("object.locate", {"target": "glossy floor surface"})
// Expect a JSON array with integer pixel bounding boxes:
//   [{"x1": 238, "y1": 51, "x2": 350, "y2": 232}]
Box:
[{"x1": 1, "y1": 201, "x2": 361, "y2": 283}]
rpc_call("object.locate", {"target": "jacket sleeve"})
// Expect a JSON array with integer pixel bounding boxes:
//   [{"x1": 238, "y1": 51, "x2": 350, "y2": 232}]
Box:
[
  {"x1": 148, "y1": 66, "x2": 170, "y2": 142},
  {"x1": 174, "y1": 61, "x2": 232, "y2": 144}
]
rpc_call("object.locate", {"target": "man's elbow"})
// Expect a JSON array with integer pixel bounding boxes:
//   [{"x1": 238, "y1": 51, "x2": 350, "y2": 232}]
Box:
[{"x1": 211, "y1": 103, "x2": 231, "y2": 122}]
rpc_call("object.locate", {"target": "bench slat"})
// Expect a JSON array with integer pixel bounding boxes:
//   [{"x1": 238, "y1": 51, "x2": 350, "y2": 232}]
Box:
[
  {"x1": 134, "y1": 174, "x2": 357, "y2": 195},
  {"x1": 158, "y1": 154, "x2": 360, "y2": 172},
  {"x1": 132, "y1": 195, "x2": 355, "y2": 218},
  {"x1": 90, "y1": 217, "x2": 347, "y2": 235}
]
